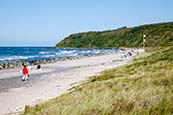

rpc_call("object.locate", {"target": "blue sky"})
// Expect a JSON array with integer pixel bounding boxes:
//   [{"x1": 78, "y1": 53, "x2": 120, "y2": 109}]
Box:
[{"x1": 0, "y1": 0, "x2": 172, "y2": 46}]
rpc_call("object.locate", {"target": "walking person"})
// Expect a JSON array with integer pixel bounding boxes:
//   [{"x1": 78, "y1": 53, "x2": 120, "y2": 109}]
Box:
[{"x1": 22, "y1": 65, "x2": 29, "y2": 81}]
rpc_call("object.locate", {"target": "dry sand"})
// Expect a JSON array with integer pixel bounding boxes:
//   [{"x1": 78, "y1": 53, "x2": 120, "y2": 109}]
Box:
[{"x1": 0, "y1": 53, "x2": 132, "y2": 115}]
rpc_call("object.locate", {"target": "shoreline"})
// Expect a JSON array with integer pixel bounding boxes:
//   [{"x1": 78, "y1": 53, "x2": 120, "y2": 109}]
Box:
[
  {"x1": 0, "y1": 53, "x2": 115, "y2": 70},
  {"x1": 0, "y1": 47, "x2": 141, "y2": 70}
]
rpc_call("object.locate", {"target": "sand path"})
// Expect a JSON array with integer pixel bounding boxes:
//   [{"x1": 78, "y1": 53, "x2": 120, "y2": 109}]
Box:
[{"x1": 0, "y1": 53, "x2": 131, "y2": 115}]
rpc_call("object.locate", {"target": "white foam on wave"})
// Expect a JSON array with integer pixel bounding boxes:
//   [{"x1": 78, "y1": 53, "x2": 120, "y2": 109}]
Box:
[
  {"x1": 43, "y1": 55, "x2": 55, "y2": 58},
  {"x1": 69, "y1": 53, "x2": 78, "y2": 56},
  {"x1": 94, "y1": 51, "x2": 101, "y2": 54},
  {"x1": 39, "y1": 51, "x2": 49, "y2": 55},
  {"x1": 0, "y1": 56, "x2": 36, "y2": 61},
  {"x1": 80, "y1": 51, "x2": 92, "y2": 53},
  {"x1": 63, "y1": 50, "x2": 76, "y2": 54},
  {"x1": 56, "y1": 50, "x2": 77, "y2": 55}
]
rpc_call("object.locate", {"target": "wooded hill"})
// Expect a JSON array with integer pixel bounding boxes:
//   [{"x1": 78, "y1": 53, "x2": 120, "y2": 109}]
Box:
[{"x1": 56, "y1": 22, "x2": 173, "y2": 48}]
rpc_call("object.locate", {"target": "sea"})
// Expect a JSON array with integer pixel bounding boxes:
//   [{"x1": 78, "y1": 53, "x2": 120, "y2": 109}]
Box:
[{"x1": 0, "y1": 47, "x2": 119, "y2": 63}]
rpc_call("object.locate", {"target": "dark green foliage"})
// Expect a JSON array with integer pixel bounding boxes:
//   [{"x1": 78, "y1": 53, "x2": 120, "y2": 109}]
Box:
[{"x1": 56, "y1": 22, "x2": 173, "y2": 48}]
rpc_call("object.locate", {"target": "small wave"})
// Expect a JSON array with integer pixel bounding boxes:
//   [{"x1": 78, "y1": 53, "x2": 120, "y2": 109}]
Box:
[
  {"x1": 0, "y1": 56, "x2": 36, "y2": 61},
  {"x1": 93, "y1": 51, "x2": 101, "y2": 54},
  {"x1": 56, "y1": 50, "x2": 77, "y2": 55},
  {"x1": 43, "y1": 55, "x2": 55, "y2": 58},
  {"x1": 63, "y1": 50, "x2": 76, "y2": 54},
  {"x1": 39, "y1": 51, "x2": 50, "y2": 55},
  {"x1": 69, "y1": 53, "x2": 78, "y2": 56},
  {"x1": 80, "y1": 51, "x2": 92, "y2": 53}
]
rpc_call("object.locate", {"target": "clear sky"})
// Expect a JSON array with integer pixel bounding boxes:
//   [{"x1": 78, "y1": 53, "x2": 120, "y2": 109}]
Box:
[{"x1": 0, "y1": 0, "x2": 172, "y2": 46}]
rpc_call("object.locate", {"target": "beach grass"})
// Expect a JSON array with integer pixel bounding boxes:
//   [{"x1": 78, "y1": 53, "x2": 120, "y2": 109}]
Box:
[{"x1": 22, "y1": 46, "x2": 173, "y2": 115}]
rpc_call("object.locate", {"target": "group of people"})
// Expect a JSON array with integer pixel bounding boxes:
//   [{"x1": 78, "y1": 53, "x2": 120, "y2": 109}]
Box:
[
  {"x1": 121, "y1": 49, "x2": 144, "y2": 58},
  {"x1": 21, "y1": 64, "x2": 41, "y2": 81}
]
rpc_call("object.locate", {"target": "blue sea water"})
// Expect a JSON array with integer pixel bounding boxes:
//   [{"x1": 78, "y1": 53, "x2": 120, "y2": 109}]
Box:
[{"x1": 0, "y1": 47, "x2": 118, "y2": 63}]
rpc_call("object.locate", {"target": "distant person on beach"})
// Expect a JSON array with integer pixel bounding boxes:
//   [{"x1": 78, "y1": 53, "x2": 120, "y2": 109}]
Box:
[
  {"x1": 22, "y1": 65, "x2": 29, "y2": 81},
  {"x1": 37, "y1": 64, "x2": 41, "y2": 69},
  {"x1": 127, "y1": 51, "x2": 132, "y2": 56}
]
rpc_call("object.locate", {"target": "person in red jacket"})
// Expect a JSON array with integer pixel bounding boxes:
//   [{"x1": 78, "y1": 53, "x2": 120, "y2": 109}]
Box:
[{"x1": 22, "y1": 65, "x2": 29, "y2": 81}]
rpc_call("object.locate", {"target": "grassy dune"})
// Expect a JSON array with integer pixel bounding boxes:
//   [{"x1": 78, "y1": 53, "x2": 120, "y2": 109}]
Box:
[{"x1": 23, "y1": 47, "x2": 173, "y2": 115}]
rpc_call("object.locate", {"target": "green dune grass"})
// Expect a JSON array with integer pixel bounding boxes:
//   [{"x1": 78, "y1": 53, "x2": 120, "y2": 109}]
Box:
[{"x1": 22, "y1": 46, "x2": 173, "y2": 115}]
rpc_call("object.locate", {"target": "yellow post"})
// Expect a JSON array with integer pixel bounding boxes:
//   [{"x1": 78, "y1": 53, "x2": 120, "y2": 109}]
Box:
[{"x1": 143, "y1": 34, "x2": 147, "y2": 49}]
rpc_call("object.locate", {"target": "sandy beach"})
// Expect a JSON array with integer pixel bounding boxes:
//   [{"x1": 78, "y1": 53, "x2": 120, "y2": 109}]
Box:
[{"x1": 0, "y1": 53, "x2": 132, "y2": 115}]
